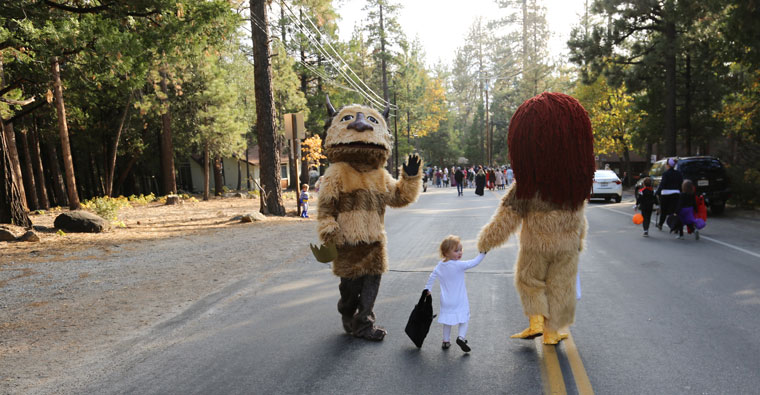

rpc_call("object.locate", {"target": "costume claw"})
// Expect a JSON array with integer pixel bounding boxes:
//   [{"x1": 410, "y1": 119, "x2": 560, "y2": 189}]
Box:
[
  {"x1": 510, "y1": 315, "x2": 544, "y2": 339},
  {"x1": 542, "y1": 330, "x2": 569, "y2": 345}
]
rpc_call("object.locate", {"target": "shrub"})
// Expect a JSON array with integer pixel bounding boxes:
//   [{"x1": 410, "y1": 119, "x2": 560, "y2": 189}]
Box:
[{"x1": 81, "y1": 196, "x2": 130, "y2": 221}]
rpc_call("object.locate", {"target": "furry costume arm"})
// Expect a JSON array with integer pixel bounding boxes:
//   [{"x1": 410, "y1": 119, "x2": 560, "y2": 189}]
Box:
[
  {"x1": 477, "y1": 185, "x2": 522, "y2": 252},
  {"x1": 579, "y1": 214, "x2": 588, "y2": 252},
  {"x1": 386, "y1": 154, "x2": 423, "y2": 208},
  {"x1": 316, "y1": 170, "x2": 342, "y2": 244}
]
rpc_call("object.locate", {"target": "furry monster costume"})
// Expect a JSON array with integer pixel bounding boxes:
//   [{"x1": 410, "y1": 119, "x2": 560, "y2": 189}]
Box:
[
  {"x1": 317, "y1": 96, "x2": 422, "y2": 341},
  {"x1": 477, "y1": 92, "x2": 594, "y2": 344}
]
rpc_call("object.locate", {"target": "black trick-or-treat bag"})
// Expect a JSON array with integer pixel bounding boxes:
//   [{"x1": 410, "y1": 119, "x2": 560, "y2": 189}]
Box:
[{"x1": 405, "y1": 290, "x2": 436, "y2": 348}]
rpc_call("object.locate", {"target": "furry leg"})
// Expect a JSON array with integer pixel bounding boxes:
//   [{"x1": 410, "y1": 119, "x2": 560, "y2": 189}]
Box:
[
  {"x1": 351, "y1": 274, "x2": 386, "y2": 341},
  {"x1": 337, "y1": 277, "x2": 362, "y2": 334},
  {"x1": 514, "y1": 250, "x2": 550, "y2": 318},
  {"x1": 544, "y1": 250, "x2": 578, "y2": 332}
]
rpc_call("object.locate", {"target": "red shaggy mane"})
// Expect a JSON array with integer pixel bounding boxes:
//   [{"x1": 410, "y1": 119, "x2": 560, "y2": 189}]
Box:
[{"x1": 508, "y1": 92, "x2": 595, "y2": 210}]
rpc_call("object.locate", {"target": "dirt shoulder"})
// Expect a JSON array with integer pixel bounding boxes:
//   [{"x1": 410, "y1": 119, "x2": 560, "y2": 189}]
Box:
[{"x1": 0, "y1": 195, "x2": 315, "y2": 394}]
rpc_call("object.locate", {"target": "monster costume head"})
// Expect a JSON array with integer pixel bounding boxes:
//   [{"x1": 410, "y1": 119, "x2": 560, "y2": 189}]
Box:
[
  {"x1": 323, "y1": 95, "x2": 392, "y2": 170},
  {"x1": 508, "y1": 92, "x2": 595, "y2": 210}
]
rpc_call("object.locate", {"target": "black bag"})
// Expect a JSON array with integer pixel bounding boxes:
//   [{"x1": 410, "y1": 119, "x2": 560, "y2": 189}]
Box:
[{"x1": 405, "y1": 290, "x2": 435, "y2": 348}]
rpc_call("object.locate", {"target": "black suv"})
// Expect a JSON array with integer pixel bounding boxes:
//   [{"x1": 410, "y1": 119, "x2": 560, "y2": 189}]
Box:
[{"x1": 635, "y1": 156, "x2": 731, "y2": 214}]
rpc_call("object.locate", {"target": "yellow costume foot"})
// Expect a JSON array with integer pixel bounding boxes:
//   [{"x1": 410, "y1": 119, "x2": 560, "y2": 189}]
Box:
[
  {"x1": 510, "y1": 315, "x2": 544, "y2": 339},
  {"x1": 542, "y1": 330, "x2": 569, "y2": 345}
]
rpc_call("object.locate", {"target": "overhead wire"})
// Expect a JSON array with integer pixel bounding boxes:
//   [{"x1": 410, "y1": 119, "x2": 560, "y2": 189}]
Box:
[
  {"x1": 280, "y1": 1, "x2": 397, "y2": 110},
  {"x1": 296, "y1": 4, "x2": 397, "y2": 109}
]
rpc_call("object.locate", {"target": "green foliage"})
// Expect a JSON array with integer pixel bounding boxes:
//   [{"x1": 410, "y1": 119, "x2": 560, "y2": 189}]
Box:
[
  {"x1": 81, "y1": 196, "x2": 131, "y2": 221},
  {"x1": 127, "y1": 193, "x2": 157, "y2": 205}
]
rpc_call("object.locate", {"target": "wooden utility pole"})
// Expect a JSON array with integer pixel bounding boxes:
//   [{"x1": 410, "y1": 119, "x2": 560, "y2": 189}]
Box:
[
  {"x1": 485, "y1": 78, "x2": 491, "y2": 166},
  {"x1": 51, "y1": 56, "x2": 80, "y2": 210},
  {"x1": 250, "y1": 0, "x2": 285, "y2": 215}
]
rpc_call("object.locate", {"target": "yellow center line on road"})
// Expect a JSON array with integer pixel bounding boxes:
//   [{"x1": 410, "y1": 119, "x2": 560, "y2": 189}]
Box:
[
  {"x1": 564, "y1": 333, "x2": 594, "y2": 395},
  {"x1": 535, "y1": 337, "x2": 567, "y2": 395},
  {"x1": 535, "y1": 331, "x2": 594, "y2": 395}
]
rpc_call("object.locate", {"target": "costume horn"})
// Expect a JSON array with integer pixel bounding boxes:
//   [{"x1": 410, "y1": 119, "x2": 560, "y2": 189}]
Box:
[{"x1": 326, "y1": 94, "x2": 337, "y2": 117}]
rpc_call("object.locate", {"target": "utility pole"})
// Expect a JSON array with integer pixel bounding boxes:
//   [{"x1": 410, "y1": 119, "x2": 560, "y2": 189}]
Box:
[
  {"x1": 485, "y1": 77, "x2": 491, "y2": 166},
  {"x1": 394, "y1": 88, "x2": 399, "y2": 178}
]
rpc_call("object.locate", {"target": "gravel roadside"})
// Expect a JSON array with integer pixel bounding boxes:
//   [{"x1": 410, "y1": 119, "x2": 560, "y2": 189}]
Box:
[{"x1": 0, "y1": 196, "x2": 317, "y2": 394}]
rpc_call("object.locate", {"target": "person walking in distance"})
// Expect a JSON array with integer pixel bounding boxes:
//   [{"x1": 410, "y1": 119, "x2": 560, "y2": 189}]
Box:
[{"x1": 655, "y1": 158, "x2": 683, "y2": 231}]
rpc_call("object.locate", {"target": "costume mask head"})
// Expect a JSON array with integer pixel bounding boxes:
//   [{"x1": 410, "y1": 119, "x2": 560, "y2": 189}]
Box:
[
  {"x1": 508, "y1": 92, "x2": 595, "y2": 210},
  {"x1": 323, "y1": 95, "x2": 392, "y2": 169}
]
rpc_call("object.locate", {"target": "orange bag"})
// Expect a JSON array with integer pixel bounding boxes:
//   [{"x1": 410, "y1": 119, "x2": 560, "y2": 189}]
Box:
[
  {"x1": 696, "y1": 195, "x2": 707, "y2": 221},
  {"x1": 633, "y1": 213, "x2": 644, "y2": 225}
]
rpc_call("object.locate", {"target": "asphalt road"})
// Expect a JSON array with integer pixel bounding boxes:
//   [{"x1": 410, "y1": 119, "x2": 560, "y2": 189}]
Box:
[{"x1": 44, "y1": 186, "x2": 760, "y2": 395}]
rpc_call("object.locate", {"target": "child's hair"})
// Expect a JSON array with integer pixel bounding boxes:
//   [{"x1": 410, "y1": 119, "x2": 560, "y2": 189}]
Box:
[
  {"x1": 439, "y1": 235, "x2": 461, "y2": 258},
  {"x1": 643, "y1": 177, "x2": 652, "y2": 187},
  {"x1": 301, "y1": 183, "x2": 309, "y2": 191},
  {"x1": 681, "y1": 179, "x2": 695, "y2": 194}
]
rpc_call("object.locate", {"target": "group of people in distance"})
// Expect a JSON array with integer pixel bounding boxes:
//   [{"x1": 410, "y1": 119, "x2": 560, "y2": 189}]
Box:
[
  {"x1": 423, "y1": 165, "x2": 514, "y2": 197},
  {"x1": 635, "y1": 157, "x2": 706, "y2": 239}
]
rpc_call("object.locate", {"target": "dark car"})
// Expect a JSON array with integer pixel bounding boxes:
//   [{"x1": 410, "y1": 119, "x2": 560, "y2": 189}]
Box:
[{"x1": 635, "y1": 156, "x2": 731, "y2": 214}]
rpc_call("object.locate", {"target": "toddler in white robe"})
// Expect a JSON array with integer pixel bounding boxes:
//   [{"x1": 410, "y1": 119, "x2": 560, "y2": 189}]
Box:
[{"x1": 424, "y1": 235, "x2": 486, "y2": 352}]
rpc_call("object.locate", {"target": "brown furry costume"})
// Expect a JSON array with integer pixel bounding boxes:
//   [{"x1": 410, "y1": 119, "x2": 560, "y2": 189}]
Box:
[
  {"x1": 477, "y1": 92, "x2": 594, "y2": 344},
  {"x1": 317, "y1": 96, "x2": 422, "y2": 341}
]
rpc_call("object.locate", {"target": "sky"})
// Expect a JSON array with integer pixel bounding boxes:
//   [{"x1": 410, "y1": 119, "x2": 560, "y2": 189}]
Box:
[{"x1": 336, "y1": 0, "x2": 587, "y2": 67}]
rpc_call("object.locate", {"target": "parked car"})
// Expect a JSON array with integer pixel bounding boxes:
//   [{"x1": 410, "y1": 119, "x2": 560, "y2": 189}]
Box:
[
  {"x1": 635, "y1": 156, "x2": 730, "y2": 214},
  {"x1": 590, "y1": 169, "x2": 623, "y2": 203}
]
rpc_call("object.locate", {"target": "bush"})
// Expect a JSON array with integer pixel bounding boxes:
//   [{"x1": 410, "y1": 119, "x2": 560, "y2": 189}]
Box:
[
  {"x1": 726, "y1": 165, "x2": 760, "y2": 208},
  {"x1": 127, "y1": 193, "x2": 157, "y2": 205},
  {"x1": 81, "y1": 196, "x2": 130, "y2": 221}
]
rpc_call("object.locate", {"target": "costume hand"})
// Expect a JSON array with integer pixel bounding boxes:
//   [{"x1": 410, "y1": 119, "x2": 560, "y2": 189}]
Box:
[
  {"x1": 403, "y1": 154, "x2": 421, "y2": 176},
  {"x1": 310, "y1": 242, "x2": 337, "y2": 263}
]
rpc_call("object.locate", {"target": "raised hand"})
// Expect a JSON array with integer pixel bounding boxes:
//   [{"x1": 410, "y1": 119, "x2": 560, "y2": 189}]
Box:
[{"x1": 403, "y1": 154, "x2": 421, "y2": 176}]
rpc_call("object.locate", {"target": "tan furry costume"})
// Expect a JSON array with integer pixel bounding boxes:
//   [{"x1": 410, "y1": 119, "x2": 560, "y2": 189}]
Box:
[
  {"x1": 477, "y1": 92, "x2": 594, "y2": 344},
  {"x1": 317, "y1": 96, "x2": 422, "y2": 341}
]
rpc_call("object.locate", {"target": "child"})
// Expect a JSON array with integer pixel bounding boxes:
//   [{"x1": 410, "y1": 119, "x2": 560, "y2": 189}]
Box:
[
  {"x1": 424, "y1": 235, "x2": 486, "y2": 352},
  {"x1": 635, "y1": 177, "x2": 656, "y2": 237},
  {"x1": 673, "y1": 179, "x2": 704, "y2": 240},
  {"x1": 300, "y1": 184, "x2": 310, "y2": 218}
]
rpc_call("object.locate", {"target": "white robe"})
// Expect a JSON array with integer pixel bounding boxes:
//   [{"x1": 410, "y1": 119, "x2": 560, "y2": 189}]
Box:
[{"x1": 424, "y1": 253, "x2": 486, "y2": 325}]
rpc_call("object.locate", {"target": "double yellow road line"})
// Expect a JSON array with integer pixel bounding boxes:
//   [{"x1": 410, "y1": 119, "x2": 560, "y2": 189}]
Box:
[{"x1": 536, "y1": 332, "x2": 594, "y2": 395}]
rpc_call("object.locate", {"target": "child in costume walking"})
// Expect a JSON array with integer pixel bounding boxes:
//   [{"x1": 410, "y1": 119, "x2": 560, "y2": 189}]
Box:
[
  {"x1": 424, "y1": 235, "x2": 486, "y2": 352},
  {"x1": 300, "y1": 184, "x2": 310, "y2": 218},
  {"x1": 635, "y1": 177, "x2": 656, "y2": 237}
]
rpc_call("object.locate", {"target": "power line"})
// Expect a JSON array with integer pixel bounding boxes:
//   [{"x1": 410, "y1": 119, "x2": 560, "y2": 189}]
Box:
[{"x1": 280, "y1": 2, "x2": 397, "y2": 110}]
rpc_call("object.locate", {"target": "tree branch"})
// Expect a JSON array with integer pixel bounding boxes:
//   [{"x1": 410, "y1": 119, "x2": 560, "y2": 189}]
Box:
[
  {"x1": 2, "y1": 98, "x2": 47, "y2": 124},
  {"x1": 0, "y1": 96, "x2": 35, "y2": 106},
  {"x1": 43, "y1": 0, "x2": 112, "y2": 14}
]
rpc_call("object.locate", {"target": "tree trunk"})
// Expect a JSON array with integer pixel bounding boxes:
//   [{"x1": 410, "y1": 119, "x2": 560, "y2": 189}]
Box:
[
  {"x1": 0, "y1": 123, "x2": 31, "y2": 227},
  {"x1": 1, "y1": 122, "x2": 27, "y2": 211},
  {"x1": 663, "y1": 5, "x2": 677, "y2": 157},
  {"x1": 684, "y1": 52, "x2": 692, "y2": 156},
  {"x1": 51, "y1": 56, "x2": 80, "y2": 209},
  {"x1": 203, "y1": 143, "x2": 210, "y2": 201},
  {"x1": 251, "y1": 0, "x2": 285, "y2": 215},
  {"x1": 114, "y1": 155, "x2": 137, "y2": 196},
  {"x1": 43, "y1": 138, "x2": 68, "y2": 207},
  {"x1": 159, "y1": 68, "x2": 177, "y2": 195},
  {"x1": 17, "y1": 127, "x2": 39, "y2": 210},
  {"x1": 29, "y1": 118, "x2": 50, "y2": 209},
  {"x1": 236, "y1": 158, "x2": 242, "y2": 191},
  {"x1": 213, "y1": 156, "x2": 224, "y2": 196},
  {"x1": 106, "y1": 96, "x2": 131, "y2": 196}
]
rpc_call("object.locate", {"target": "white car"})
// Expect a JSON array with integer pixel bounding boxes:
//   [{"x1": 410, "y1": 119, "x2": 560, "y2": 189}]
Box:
[{"x1": 590, "y1": 169, "x2": 623, "y2": 203}]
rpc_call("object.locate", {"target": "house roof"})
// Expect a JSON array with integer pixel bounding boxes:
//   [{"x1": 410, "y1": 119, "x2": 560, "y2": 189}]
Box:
[{"x1": 240, "y1": 144, "x2": 290, "y2": 166}]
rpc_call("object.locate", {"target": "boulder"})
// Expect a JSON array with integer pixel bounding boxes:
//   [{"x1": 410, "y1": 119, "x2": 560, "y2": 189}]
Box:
[
  {"x1": 0, "y1": 228, "x2": 16, "y2": 241},
  {"x1": 241, "y1": 212, "x2": 266, "y2": 223},
  {"x1": 54, "y1": 211, "x2": 107, "y2": 233},
  {"x1": 18, "y1": 230, "x2": 40, "y2": 242}
]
